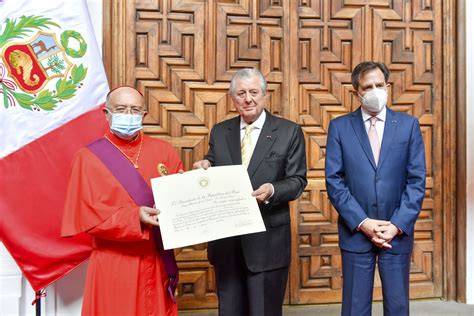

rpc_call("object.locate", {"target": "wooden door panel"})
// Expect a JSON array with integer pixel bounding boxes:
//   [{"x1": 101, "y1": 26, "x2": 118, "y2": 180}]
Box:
[
  {"x1": 105, "y1": 0, "x2": 444, "y2": 309},
  {"x1": 134, "y1": 1, "x2": 218, "y2": 309},
  {"x1": 290, "y1": 0, "x2": 442, "y2": 304}
]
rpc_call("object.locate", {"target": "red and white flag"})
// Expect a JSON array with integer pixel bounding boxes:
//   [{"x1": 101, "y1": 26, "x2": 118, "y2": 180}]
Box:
[{"x1": 0, "y1": 0, "x2": 109, "y2": 291}]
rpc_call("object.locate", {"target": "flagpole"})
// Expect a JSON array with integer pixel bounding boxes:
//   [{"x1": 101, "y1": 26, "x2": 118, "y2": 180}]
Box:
[{"x1": 34, "y1": 290, "x2": 42, "y2": 316}]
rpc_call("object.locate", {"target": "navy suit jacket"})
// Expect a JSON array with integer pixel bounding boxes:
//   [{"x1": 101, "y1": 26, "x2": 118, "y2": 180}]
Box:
[
  {"x1": 205, "y1": 111, "x2": 307, "y2": 272},
  {"x1": 325, "y1": 107, "x2": 426, "y2": 254}
]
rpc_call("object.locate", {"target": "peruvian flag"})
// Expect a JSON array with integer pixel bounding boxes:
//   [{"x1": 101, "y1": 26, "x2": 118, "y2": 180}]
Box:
[{"x1": 0, "y1": 0, "x2": 109, "y2": 291}]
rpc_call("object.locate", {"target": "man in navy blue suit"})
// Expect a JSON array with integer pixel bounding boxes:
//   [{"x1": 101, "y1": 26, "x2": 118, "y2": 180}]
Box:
[{"x1": 325, "y1": 61, "x2": 426, "y2": 316}]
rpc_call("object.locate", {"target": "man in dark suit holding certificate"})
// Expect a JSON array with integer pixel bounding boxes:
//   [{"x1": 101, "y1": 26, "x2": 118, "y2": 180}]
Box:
[{"x1": 193, "y1": 68, "x2": 307, "y2": 316}]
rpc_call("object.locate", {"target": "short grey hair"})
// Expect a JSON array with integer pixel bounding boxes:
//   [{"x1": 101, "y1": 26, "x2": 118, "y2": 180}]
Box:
[{"x1": 229, "y1": 68, "x2": 267, "y2": 97}]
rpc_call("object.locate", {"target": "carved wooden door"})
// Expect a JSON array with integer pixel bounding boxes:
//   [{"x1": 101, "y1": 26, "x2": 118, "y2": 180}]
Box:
[{"x1": 105, "y1": 0, "x2": 443, "y2": 309}]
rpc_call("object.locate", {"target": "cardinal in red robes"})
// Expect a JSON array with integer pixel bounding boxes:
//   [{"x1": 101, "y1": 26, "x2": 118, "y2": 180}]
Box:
[{"x1": 62, "y1": 87, "x2": 181, "y2": 316}]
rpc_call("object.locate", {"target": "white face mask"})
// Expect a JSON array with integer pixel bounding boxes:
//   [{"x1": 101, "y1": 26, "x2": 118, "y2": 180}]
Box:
[
  {"x1": 360, "y1": 88, "x2": 387, "y2": 113},
  {"x1": 110, "y1": 113, "x2": 143, "y2": 139}
]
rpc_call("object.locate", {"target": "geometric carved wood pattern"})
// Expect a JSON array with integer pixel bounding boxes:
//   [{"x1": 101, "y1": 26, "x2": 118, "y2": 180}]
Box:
[
  {"x1": 289, "y1": 0, "x2": 442, "y2": 304},
  {"x1": 104, "y1": 0, "x2": 444, "y2": 309}
]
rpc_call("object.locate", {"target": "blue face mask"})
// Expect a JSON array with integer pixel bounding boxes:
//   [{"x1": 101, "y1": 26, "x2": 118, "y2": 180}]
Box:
[{"x1": 110, "y1": 113, "x2": 143, "y2": 139}]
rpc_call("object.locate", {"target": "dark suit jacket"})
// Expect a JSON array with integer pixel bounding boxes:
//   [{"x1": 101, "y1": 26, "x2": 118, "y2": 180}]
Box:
[
  {"x1": 205, "y1": 110, "x2": 307, "y2": 272},
  {"x1": 325, "y1": 107, "x2": 426, "y2": 254}
]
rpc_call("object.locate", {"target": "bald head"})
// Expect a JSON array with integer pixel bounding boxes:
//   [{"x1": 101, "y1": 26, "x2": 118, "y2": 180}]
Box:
[{"x1": 106, "y1": 86, "x2": 144, "y2": 110}]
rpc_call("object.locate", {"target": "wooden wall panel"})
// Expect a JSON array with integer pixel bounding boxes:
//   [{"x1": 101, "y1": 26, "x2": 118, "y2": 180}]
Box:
[
  {"x1": 104, "y1": 0, "x2": 454, "y2": 309},
  {"x1": 289, "y1": 0, "x2": 443, "y2": 304}
]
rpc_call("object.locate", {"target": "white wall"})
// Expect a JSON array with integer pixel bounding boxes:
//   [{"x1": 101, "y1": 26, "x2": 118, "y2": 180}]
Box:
[
  {"x1": 466, "y1": 0, "x2": 474, "y2": 305},
  {"x1": 0, "y1": 246, "x2": 24, "y2": 315},
  {"x1": 0, "y1": 1, "x2": 102, "y2": 315}
]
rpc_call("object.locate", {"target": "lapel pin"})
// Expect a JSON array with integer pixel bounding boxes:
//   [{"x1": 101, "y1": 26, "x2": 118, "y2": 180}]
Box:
[
  {"x1": 392, "y1": 120, "x2": 397, "y2": 123},
  {"x1": 266, "y1": 135, "x2": 272, "y2": 139}
]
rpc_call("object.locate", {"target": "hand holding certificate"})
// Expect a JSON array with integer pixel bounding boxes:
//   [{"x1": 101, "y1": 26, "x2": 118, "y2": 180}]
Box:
[{"x1": 150, "y1": 165, "x2": 266, "y2": 250}]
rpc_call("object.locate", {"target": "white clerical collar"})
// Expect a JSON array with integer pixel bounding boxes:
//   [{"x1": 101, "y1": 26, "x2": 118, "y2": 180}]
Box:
[
  {"x1": 361, "y1": 106, "x2": 386, "y2": 122},
  {"x1": 240, "y1": 110, "x2": 266, "y2": 130}
]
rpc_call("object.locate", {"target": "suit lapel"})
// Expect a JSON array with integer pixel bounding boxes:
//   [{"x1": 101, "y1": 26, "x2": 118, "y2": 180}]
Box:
[
  {"x1": 225, "y1": 116, "x2": 242, "y2": 165},
  {"x1": 377, "y1": 108, "x2": 398, "y2": 169},
  {"x1": 350, "y1": 108, "x2": 377, "y2": 169},
  {"x1": 247, "y1": 111, "x2": 277, "y2": 178}
]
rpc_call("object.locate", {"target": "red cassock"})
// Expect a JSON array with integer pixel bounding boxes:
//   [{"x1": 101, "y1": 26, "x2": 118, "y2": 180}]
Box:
[{"x1": 62, "y1": 131, "x2": 182, "y2": 316}]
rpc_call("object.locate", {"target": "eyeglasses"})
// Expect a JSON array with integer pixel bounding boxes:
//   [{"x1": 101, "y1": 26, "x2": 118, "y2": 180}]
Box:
[
  {"x1": 107, "y1": 105, "x2": 145, "y2": 115},
  {"x1": 235, "y1": 89, "x2": 262, "y2": 100}
]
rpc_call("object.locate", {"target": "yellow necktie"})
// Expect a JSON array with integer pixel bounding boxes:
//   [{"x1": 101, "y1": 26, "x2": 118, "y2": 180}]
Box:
[{"x1": 241, "y1": 125, "x2": 255, "y2": 167}]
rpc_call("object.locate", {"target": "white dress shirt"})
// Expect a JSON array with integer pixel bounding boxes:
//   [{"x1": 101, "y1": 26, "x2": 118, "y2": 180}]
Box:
[
  {"x1": 240, "y1": 110, "x2": 266, "y2": 154},
  {"x1": 357, "y1": 106, "x2": 402, "y2": 234},
  {"x1": 239, "y1": 111, "x2": 274, "y2": 202},
  {"x1": 358, "y1": 106, "x2": 386, "y2": 230},
  {"x1": 361, "y1": 106, "x2": 386, "y2": 144}
]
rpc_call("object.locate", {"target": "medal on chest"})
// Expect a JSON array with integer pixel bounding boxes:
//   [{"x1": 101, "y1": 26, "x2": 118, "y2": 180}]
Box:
[{"x1": 157, "y1": 163, "x2": 168, "y2": 176}]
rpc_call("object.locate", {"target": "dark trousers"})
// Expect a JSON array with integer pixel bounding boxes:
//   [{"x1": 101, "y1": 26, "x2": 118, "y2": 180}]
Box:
[
  {"x1": 213, "y1": 238, "x2": 288, "y2": 316},
  {"x1": 341, "y1": 249, "x2": 411, "y2": 316}
]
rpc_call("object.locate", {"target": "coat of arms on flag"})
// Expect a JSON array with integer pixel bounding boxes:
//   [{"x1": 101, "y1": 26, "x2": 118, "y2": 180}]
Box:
[
  {"x1": 0, "y1": 0, "x2": 109, "y2": 294},
  {"x1": 0, "y1": 16, "x2": 88, "y2": 111}
]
